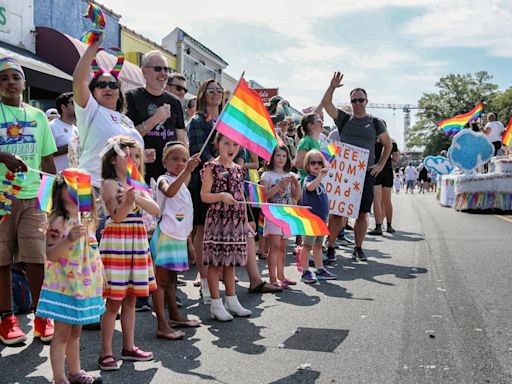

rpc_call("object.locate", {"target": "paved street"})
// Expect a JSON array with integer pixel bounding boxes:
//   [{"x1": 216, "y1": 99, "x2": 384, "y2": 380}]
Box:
[{"x1": 2, "y1": 193, "x2": 512, "y2": 384}]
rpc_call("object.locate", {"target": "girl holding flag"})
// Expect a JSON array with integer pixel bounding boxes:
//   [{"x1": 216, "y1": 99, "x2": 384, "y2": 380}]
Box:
[{"x1": 98, "y1": 135, "x2": 159, "y2": 370}]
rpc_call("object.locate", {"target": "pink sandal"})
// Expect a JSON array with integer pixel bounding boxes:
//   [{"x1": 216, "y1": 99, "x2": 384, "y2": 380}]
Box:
[
  {"x1": 98, "y1": 355, "x2": 119, "y2": 371},
  {"x1": 280, "y1": 277, "x2": 297, "y2": 286},
  {"x1": 121, "y1": 347, "x2": 153, "y2": 361}
]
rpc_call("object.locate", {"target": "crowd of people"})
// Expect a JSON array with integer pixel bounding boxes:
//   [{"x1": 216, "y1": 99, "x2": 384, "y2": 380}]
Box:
[{"x1": 1, "y1": 36, "x2": 410, "y2": 384}]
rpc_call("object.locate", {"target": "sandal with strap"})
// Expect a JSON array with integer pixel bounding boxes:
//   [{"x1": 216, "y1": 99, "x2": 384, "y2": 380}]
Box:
[
  {"x1": 68, "y1": 370, "x2": 102, "y2": 384},
  {"x1": 121, "y1": 347, "x2": 153, "y2": 361},
  {"x1": 98, "y1": 355, "x2": 119, "y2": 371}
]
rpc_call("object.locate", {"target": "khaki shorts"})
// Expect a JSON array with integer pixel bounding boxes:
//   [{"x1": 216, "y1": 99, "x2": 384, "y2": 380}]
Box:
[
  {"x1": 0, "y1": 198, "x2": 46, "y2": 266},
  {"x1": 303, "y1": 235, "x2": 325, "y2": 247}
]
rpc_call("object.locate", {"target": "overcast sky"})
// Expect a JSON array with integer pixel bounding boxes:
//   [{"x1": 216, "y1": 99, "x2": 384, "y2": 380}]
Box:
[{"x1": 101, "y1": 0, "x2": 511, "y2": 149}]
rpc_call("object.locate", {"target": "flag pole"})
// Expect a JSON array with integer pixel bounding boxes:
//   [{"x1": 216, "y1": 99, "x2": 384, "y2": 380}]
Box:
[
  {"x1": 28, "y1": 167, "x2": 56, "y2": 177},
  {"x1": 237, "y1": 201, "x2": 311, "y2": 209},
  {"x1": 197, "y1": 71, "x2": 246, "y2": 158}
]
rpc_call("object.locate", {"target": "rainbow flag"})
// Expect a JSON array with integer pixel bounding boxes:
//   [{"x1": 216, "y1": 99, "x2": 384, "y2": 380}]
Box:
[
  {"x1": 261, "y1": 205, "x2": 329, "y2": 236},
  {"x1": 81, "y1": 29, "x2": 103, "y2": 45},
  {"x1": 215, "y1": 77, "x2": 278, "y2": 161},
  {"x1": 502, "y1": 116, "x2": 512, "y2": 147},
  {"x1": 320, "y1": 142, "x2": 342, "y2": 163},
  {"x1": 438, "y1": 101, "x2": 483, "y2": 136},
  {"x1": 84, "y1": 2, "x2": 106, "y2": 29},
  {"x1": 62, "y1": 169, "x2": 92, "y2": 212},
  {"x1": 35, "y1": 174, "x2": 56, "y2": 213},
  {"x1": 257, "y1": 211, "x2": 265, "y2": 235},
  {"x1": 127, "y1": 157, "x2": 151, "y2": 194},
  {"x1": 244, "y1": 181, "x2": 266, "y2": 207}
]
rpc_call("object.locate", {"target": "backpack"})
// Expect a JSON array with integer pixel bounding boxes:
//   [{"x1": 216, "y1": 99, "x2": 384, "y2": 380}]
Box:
[{"x1": 336, "y1": 114, "x2": 383, "y2": 139}]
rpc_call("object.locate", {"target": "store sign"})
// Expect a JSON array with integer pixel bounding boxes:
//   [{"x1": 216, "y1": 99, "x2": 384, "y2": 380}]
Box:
[
  {"x1": 0, "y1": 2, "x2": 8, "y2": 33},
  {"x1": 255, "y1": 88, "x2": 278, "y2": 104}
]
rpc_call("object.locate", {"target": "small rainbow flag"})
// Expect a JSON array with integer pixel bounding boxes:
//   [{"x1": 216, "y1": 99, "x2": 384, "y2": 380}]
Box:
[
  {"x1": 127, "y1": 157, "x2": 151, "y2": 194},
  {"x1": 35, "y1": 174, "x2": 56, "y2": 213},
  {"x1": 81, "y1": 29, "x2": 103, "y2": 45},
  {"x1": 502, "y1": 116, "x2": 512, "y2": 147},
  {"x1": 257, "y1": 211, "x2": 265, "y2": 235},
  {"x1": 216, "y1": 77, "x2": 278, "y2": 161},
  {"x1": 244, "y1": 181, "x2": 266, "y2": 207},
  {"x1": 261, "y1": 205, "x2": 329, "y2": 236},
  {"x1": 438, "y1": 101, "x2": 483, "y2": 136},
  {"x1": 320, "y1": 142, "x2": 342, "y2": 163},
  {"x1": 62, "y1": 169, "x2": 92, "y2": 212},
  {"x1": 84, "y1": 2, "x2": 106, "y2": 29}
]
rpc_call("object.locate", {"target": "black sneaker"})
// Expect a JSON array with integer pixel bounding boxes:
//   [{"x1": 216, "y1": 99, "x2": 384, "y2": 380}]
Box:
[
  {"x1": 386, "y1": 225, "x2": 396, "y2": 233},
  {"x1": 352, "y1": 248, "x2": 368, "y2": 261},
  {"x1": 326, "y1": 247, "x2": 336, "y2": 263},
  {"x1": 345, "y1": 223, "x2": 353, "y2": 231},
  {"x1": 368, "y1": 228, "x2": 383, "y2": 236},
  {"x1": 135, "y1": 297, "x2": 151, "y2": 312}
]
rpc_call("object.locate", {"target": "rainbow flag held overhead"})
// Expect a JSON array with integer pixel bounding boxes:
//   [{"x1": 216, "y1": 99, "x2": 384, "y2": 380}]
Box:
[
  {"x1": 62, "y1": 169, "x2": 92, "y2": 212},
  {"x1": 244, "y1": 181, "x2": 266, "y2": 207},
  {"x1": 438, "y1": 101, "x2": 483, "y2": 136},
  {"x1": 215, "y1": 77, "x2": 279, "y2": 161},
  {"x1": 127, "y1": 157, "x2": 151, "y2": 194},
  {"x1": 320, "y1": 142, "x2": 342, "y2": 163},
  {"x1": 84, "y1": 2, "x2": 106, "y2": 29},
  {"x1": 35, "y1": 174, "x2": 56, "y2": 213},
  {"x1": 502, "y1": 116, "x2": 512, "y2": 147},
  {"x1": 261, "y1": 205, "x2": 329, "y2": 236}
]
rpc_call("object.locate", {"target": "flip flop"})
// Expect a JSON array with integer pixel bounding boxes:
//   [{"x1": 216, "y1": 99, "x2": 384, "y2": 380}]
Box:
[
  {"x1": 168, "y1": 319, "x2": 201, "y2": 328},
  {"x1": 156, "y1": 330, "x2": 186, "y2": 340},
  {"x1": 248, "y1": 281, "x2": 282, "y2": 294}
]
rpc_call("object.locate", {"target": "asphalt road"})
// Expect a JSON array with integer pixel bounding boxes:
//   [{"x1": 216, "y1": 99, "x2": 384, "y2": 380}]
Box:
[{"x1": 2, "y1": 192, "x2": 512, "y2": 384}]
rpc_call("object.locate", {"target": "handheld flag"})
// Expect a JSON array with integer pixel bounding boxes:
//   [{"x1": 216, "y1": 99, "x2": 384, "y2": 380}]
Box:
[
  {"x1": 244, "y1": 181, "x2": 266, "y2": 207},
  {"x1": 438, "y1": 101, "x2": 483, "y2": 136},
  {"x1": 502, "y1": 116, "x2": 512, "y2": 147},
  {"x1": 215, "y1": 77, "x2": 279, "y2": 161},
  {"x1": 62, "y1": 169, "x2": 92, "y2": 212},
  {"x1": 320, "y1": 142, "x2": 342, "y2": 163},
  {"x1": 127, "y1": 157, "x2": 151, "y2": 194},
  {"x1": 84, "y1": 2, "x2": 106, "y2": 29},
  {"x1": 261, "y1": 205, "x2": 329, "y2": 236},
  {"x1": 35, "y1": 174, "x2": 56, "y2": 213}
]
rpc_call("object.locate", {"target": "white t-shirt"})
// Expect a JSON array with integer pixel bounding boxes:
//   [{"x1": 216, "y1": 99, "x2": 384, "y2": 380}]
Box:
[
  {"x1": 405, "y1": 166, "x2": 417, "y2": 181},
  {"x1": 50, "y1": 118, "x2": 78, "y2": 172},
  {"x1": 75, "y1": 94, "x2": 143, "y2": 187},
  {"x1": 260, "y1": 170, "x2": 293, "y2": 204},
  {"x1": 155, "y1": 174, "x2": 193, "y2": 240},
  {"x1": 484, "y1": 121, "x2": 505, "y2": 142}
]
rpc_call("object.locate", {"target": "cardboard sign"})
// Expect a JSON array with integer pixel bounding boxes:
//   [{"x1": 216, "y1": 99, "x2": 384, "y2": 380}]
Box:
[{"x1": 323, "y1": 141, "x2": 369, "y2": 219}]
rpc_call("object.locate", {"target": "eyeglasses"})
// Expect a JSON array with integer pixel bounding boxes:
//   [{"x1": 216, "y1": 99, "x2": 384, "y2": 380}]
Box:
[
  {"x1": 146, "y1": 66, "x2": 171, "y2": 73},
  {"x1": 351, "y1": 98, "x2": 366, "y2": 104},
  {"x1": 206, "y1": 88, "x2": 224, "y2": 95},
  {"x1": 169, "y1": 84, "x2": 188, "y2": 93},
  {"x1": 95, "y1": 81, "x2": 119, "y2": 90},
  {"x1": 287, "y1": 128, "x2": 296, "y2": 133},
  {"x1": 308, "y1": 160, "x2": 324, "y2": 166}
]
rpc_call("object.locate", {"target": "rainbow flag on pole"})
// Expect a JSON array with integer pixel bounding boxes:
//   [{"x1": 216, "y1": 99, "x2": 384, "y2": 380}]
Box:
[
  {"x1": 84, "y1": 2, "x2": 106, "y2": 29},
  {"x1": 215, "y1": 77, "x2": 278, "y2": 161},
  {"x1": 62, "y1": 169, "x2": 92, "y2": 212},
  {"x1": 438, "y1": 101, "x2": 483, "y2": 136},
  {"x1": 261, "y1": 205, "x2": 329, "y2": 236},
  {"x1": 35, "y1": 174, "x2": 56, "y2": 213},
  {"x1": 127, "y1": 157, "x2": 151, "y2": 194},
  {"x1": 244, "y1": 181, "x2": 266, "y2": 207},
  {"x1": 502, "y1": 116, "x2": 512, "y2": 147},
  {"x1": 320, "y1": 142, "x2": 342, "y2": 163}
]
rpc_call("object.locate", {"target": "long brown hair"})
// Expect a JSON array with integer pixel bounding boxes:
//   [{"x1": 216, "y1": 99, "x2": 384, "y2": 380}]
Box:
[
  {"x1": 101, "y1": 136, "x2": 144, "y2": 181},
  {"x1": 196, "y1": 78, "x2": 223, "y2": 115}
]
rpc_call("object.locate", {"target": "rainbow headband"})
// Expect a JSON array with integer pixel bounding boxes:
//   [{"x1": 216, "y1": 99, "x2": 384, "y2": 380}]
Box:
[
  {"x1": 0, "y1": 58, "x2": 25, "y2": 78},
  {"x1": 91, "y1": 47, "x2": 124, "y2": 79}
]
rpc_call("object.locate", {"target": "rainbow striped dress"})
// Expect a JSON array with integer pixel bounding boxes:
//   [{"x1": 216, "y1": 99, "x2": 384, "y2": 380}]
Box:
[{"x1": 100, "y1": 208, "x2": 157, "y2": 300}]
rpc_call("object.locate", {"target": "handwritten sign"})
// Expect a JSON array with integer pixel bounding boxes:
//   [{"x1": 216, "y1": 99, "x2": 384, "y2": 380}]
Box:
[{"x1": 323, "y1": 141, "x2": 369, "y2": 219}]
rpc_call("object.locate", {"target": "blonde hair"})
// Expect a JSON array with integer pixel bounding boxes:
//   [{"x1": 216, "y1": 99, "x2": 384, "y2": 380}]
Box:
[{"x1": 304, "y1": 149, "x2": 325, "y2": 173}]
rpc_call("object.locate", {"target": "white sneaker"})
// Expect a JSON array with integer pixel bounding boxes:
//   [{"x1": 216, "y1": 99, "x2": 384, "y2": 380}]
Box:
[
  {"x1": 224, "y1": 295, "x2": 252, "y2": 317},
  {"x1": 200, "y1": 278, "x2": 211, "y2": 304},
  {"x1": 210, "y1": 298, "x2": 233, "y2": 321}
]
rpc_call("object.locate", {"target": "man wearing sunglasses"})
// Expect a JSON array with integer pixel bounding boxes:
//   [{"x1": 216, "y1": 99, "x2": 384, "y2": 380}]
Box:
[
  {"x1": 321, "y1": 71, "x2": 392, "y2": 262},
  {"x1": 125, "y1": 50, "x2": 187, "y2": 185},
  {"x1": 165, "y1": 73, "x2": 188, "y2": 101}
]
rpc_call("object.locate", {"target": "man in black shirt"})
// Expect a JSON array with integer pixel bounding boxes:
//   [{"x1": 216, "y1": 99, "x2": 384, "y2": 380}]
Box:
[{"x1": 125, "y1": 50, "x2": 187, "y2": 184}]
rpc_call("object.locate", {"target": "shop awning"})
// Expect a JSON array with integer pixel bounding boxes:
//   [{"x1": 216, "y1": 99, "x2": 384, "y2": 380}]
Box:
[
  {"x1": 36, "y1": 27, "x2": 145, "y2": 90},
  {"x1": 0, "y1": 41, "x2": 72, "y2": 93}
]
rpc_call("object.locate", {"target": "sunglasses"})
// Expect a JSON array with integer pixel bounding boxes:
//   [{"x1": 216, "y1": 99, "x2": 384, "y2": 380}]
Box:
[
  {"x1": 287, "y1": 128, "x2": 296, "y2": 132},
  {"x1": 146, "y1": 66, "x2": 171, "y2": 73},
  {"x1": 169, "y1": 84, "x2": 188, "y2": 93},
  {"x1": 206, "y1": 88, "x2": 224, "y2": 95},
  {"x1": 351, "y1": 98, "x2": 366, "y2": 104},
  {"x1": 309, "y1": 160, "x2": 324, "y2": 166},
  {"x1": 95, "y1": 81, "x2": 119, "y2": 90}
]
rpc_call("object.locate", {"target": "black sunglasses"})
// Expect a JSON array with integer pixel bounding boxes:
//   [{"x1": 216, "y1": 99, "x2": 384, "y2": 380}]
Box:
[
  {"x1": 309, "y1": 160, "x2": 324, "y2": 166},
  {"x1": 351, "y1": 98, "x2": 366, "y2": 104},
  {"x1": 147, "y1": 66, "x2": 171, "y2": 73},
  {"x1": 95, "y1": 81, "x2": 119, "y2": 90},
  {"x1": 169, "y1": 84, "x2": 188, "y2": 93}
]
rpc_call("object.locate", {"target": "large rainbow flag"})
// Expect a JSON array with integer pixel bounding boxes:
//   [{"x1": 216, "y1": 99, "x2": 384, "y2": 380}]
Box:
[
  {"x1": 215, "y1": 77, "x2": 278, "y2": 161},
  {"x1": 62, "y1": 169, "x2": 92, "y2": 212},
  {"x1": 502, "y1": 116, "x2": 512, "y2": 147},
  {"x1": 261, "y1": 205, "x2": 329, "y2": 236},
  {"x1": 127, "y1": 157, "x2": 151, "y2": 194},
  {"x1": 438, "y1": 101, "x2": 483, "y2": 136}
]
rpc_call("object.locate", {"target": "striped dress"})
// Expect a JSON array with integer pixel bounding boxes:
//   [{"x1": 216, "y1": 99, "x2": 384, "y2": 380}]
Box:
[
  {"x1": 36, "y1": 220, "x2": 105, "y2": 325},
  {"x1": 100, "y1": 208, "x2": 157, "y2": 300}
]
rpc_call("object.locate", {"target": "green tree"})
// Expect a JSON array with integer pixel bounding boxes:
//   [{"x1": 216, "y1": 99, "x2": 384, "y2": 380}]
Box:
[{"x1": 407, "y1": 71, "x2": 500, "y2": 156}]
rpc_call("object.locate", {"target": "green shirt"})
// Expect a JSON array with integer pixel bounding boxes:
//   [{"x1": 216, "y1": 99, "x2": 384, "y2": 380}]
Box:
[
  {"x1": 0, "y1": 103, "x2": 57, "y2": 199},
  {"x1": 296, "y1": 135, "x2": 321, "y2": 183}
]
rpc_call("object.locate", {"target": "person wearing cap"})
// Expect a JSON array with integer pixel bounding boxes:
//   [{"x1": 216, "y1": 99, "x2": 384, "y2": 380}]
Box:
[
  {"x1": 50, "y1": 92, "x2": 78, "y2": 173},
  {"x1": 45, "y1": 108, "x2": 60, "y2": 122},
  {"x1": 0, "y1": 57, "x2": 57, "y2": 345}
]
